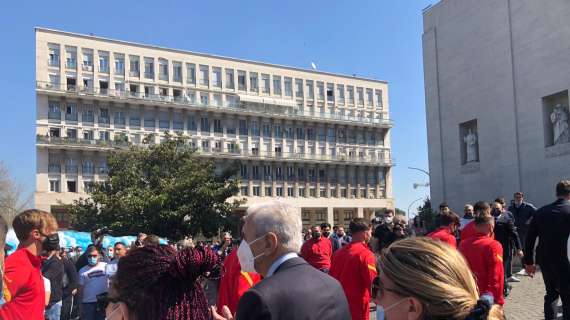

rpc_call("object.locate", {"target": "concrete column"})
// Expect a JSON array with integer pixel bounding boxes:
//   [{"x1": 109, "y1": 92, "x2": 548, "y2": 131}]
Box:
[
  {"x1": 327, "y1": 207, "x2": 334, "y2": 227},
  {"x1": 357, "y1": 207, "x2": 364, "y2": 218}
]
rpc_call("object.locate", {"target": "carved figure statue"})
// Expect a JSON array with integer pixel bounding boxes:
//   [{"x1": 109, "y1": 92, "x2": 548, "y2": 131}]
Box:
[{"x1": 464, "y1": 129, "x2": 478, "y2": 162}]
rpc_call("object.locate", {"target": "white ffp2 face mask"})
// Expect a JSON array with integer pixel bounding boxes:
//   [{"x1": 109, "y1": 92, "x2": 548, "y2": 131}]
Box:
[{"x1": 237, "y1": 235, "x2": 266, "y2": 273}]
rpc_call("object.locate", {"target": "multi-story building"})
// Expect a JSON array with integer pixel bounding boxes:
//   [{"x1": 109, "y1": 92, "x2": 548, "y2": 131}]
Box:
[
  {"x1": 35, "y1": 27, "x2": 394, "y2": 229},
  {"x1": 423, "y1": 0, "x2": 570, "y2": 210}
]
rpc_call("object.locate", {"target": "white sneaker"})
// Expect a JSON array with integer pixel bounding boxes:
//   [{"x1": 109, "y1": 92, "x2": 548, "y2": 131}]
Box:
[
  {"x1": 507, "y1": 276, "x2": 521, "y2": 282},
  {"x1": 515, "y1": 269, "x2": 528, "y2": 276}
]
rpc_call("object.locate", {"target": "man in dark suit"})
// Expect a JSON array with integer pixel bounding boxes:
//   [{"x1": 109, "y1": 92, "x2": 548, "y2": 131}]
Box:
[
  {"x1": 525, "y1": 180, "x2": 570, "y2": 320},
  {"x1": 212, "y1": 201, "x2": 350, "y2": 320}
]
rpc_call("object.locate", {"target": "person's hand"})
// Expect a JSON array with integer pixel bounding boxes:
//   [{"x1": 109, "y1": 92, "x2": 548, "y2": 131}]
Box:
[
  {"x1": 525, "y1": 264, "x2": 537, "y2": 278},
  {"x1": 211, "y1": 306, "x2": 233, "y2": 320},
  {"x1": 72, "y1": 288, "x2": 78, "y2": 295},
  {"x1": 517, "y1": 250, "x2": 524, "y2": 257}
]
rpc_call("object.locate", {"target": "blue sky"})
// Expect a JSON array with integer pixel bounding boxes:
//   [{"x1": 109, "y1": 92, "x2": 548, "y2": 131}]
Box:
[{"x1": 0, "y1": 0, "x2": 434, "y2": 215}]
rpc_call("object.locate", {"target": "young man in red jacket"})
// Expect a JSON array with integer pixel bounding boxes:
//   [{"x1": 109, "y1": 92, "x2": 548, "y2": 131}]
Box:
[
  {"x1": 459, "y1": 210, "x2": 505, "y2": 306},
  {"x1": 0, "y1": 209, "x2": 59, "y2": 320},
  {"x1": 330, "y1": 218, "x2": 377, "y2": 320},
  {"x1": 428, "y1": 211, "x2": 460, "y2": 248},
  {"x1": 300, "y1": 225, "x2": 333, "y2": 272}
]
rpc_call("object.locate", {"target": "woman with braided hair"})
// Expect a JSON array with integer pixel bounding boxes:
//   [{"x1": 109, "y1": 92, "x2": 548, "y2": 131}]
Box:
[
  {"x1": 373, "y1": 237, "x2": 505, "y2": 320},
  {"x1": 105, "y1": 244, "x2": 218, "y2": 320}
]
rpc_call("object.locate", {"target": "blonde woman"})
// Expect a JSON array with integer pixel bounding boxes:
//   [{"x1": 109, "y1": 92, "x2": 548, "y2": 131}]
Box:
[{"x1": 374, "y1": 237, "x2": 504, "y2": 320}]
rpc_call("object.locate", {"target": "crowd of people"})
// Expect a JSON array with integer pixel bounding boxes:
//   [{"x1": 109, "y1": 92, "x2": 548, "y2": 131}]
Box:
[{"x1": 0, "y1": 180, "x2": 568, "y2": 320}]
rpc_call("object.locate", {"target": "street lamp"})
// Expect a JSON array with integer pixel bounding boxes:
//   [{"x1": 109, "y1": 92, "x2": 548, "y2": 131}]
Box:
[{"x1": 407, "y1": 197, "x2": 424, "y2": 222}]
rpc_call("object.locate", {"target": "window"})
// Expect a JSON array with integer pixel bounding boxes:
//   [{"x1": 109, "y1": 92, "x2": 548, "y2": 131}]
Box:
[
  {"x1": 114, "y1": 54, "x2": 124, "y2": 75},
  {"x1": 144, "y1": 111, "x2": 155, "y2": 129},
  {"x1": 201, "y1": 140, "x2": 210, "y2": 150},
  {"x1": 199, "y1": 65, "x2": 209, "y2": 86},
  {"x1": 82, "y1": 160, "x2": 94, "y2": 175},
  {"x1": 253, "y1": 186, "x2": 261, "y2": 196},
  {"x1": 187, "y1": 114, "x2": 197, "y2": 131},
  {"x1": 240, "y1": 187, "x2": 248, "y2": 196},
  {"x1": 99, "y1": 131, "x2": 110, "y2": 141},
  {"x1": 265, "y1": 187, "x2": 272, "y2": 196},
  {"x1": 159, "y1": 112, "x2": 169, "y2": 130},
  {"x1": 306, "y1": 80, "x2": 314, "y2": 99},
  {"x1": 65, "y1": 103, "x2": 77, "y2": 121},
  {"x1": 49, "y1": 180, "x2": 60, "y2": 192},
  {"x1": 99, "y1": 107, "x2": 110, "y2": 124},
  {"x1": 251, "y1": 121, "x2": 260, "y2": 137},
  {"x1": 357, "y1": 87, "x2": 364, "y2": 105},
  {"x1": 276, "y1": 187, "x2": 283, "y2": 197},
  {"x1": 296, "y1": 127, "x2": 305, "y2": 140},
  {"x1": 326, "y1": 83, "x2": 334, "y2": 102},
  {"x1": 66, "y1": 128, "x2": 77, "y2": 139},
  {"x1": 317, "y1": 82, "x2": 325, "y2": 100},
  {"x1": 115, "y1": 82, "x2": 125, "y2": 94},
  {"x1": 82, "y1": 106, "x2": 94, "y2": 123},
  {"x1": 298, "y1": 188, "x2": 306, "y2": 197},
  {"x1": 252, "y1": 166, "x2": 260, "y2": 179},
  {"x1": 129, "y1": 55, "x2": 140, "y2": 77},
  {"x1": 259, "y1": 74, "x2": 270, "y2": 94},
  {"x1": 375, "y1": 90, "x2": 383, "y2": 108},
  {"x1": 287, "y1": 187, "x2": 294, "y2": 197},
  {"x1": 187, "y1": 63, "x2": 196, "y2": 84},
  {"x1": 274, "y1": 125, "x2": 283, "y2": 138},
  {"x1": 48, "y1": 45, "x2": 60, "y2": 66},
  {"x1": 213, "y1": 94, "x2": 222, "y2": 106},
  {"x1": 201, "y1": 117, "x2": 210, "y2": 133},
  {"x1": 83, "y1": 130, "x2": 94, "y2": 140},
  {"x1": 273, "y1": 76, "x2": 282, "y2": 95},
  {"x1": 99, "y1": 80, "x2": 109, "y2": 94},
  {"x1": 284, "y1": 127, "x2": 294, "y2": 139},
  {"x1": 310, "y1": 189, "x2": 316, "y2": 197},
  {"x1": 49, "y1": 74, "x2": 60, "y2": 87},
  {"x1": 347, "y1": 86, "x2": 354, "y2": 104},
  {"x1": 295, "y1": 79, "x2": 303, "y2": 98},
  {"x1": 82, "y1": 50, "x2": 93, "y2": 71},
  {"x1": 200, "y1": 92, "x2": 209, "y2": 105},
  {"x1": 173, "y1": 62, "x2": 182, "y2": 82},
  {"x1": 144, "y1": 57, "x2": 154, "y2": 79},
  {"x1": 239, "y1": 120, "x2": 248, "y2": 135},
  {"x1": 240, "y1": 164, "x2": 248, "y2": 178},
  {"x1": 238, "y1": 70, "x2": 246, "y2": 91},
  {"x1": 67, "y1": 180, "x2": 77, "y2": 193},
  {"x1": 218, "y1": 69, "x2": 233, "y2": 90},
  {"x1": 65, "y1": 47, "x2": 76, "y2": 68},
  {"x1": 262, "y1": 124, "x2": 271, "y2": 138},
  {"x1": 99, "y1": 51, "x2": 109, "y2": 73},
  {"x1": 337, "y1": 85, "x2": 345, "y2": 105},
  {"x1": 366, "y1": 89, "x2": 373, "y2": 106},
  {"x1": 211, "y1": 67, "x2": 221, "y2": 87},
  {"x1": 226, "y1": 119, "x2": 236, "y2": 135},
  {"x1": 158, "y1": 59, "x2": 168, "y2": 80},
  {"x1": 249, "y1": 72, "x2": 258, "y2": 92},
  {"x1": 284, "y1": 77, "x2": 293, "y2": 97},
  {"x1": 49, "y1": 128, "x2": 60, "y2": 138},
  {"x1": 213, "y1": 119, "x2": 222, "y2": 133}
]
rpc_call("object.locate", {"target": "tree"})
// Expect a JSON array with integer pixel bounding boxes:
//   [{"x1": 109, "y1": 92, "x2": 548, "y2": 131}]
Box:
[
  {"x1": 394, "y1": 208, "x2": 406, "y2": 217},
  {"x1": 415, "y1": 198, "x2": 437, "y2": 234},
  {"x1": 66, "y1": 134, "x2": 244, "y2": 240},
  {"x1": 0, "y1": 161, "x2": 33, "y2": 226}
]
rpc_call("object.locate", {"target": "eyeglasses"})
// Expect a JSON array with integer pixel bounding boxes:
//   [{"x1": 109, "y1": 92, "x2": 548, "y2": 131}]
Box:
[{"x1": 371, "y1": 276, "x2": 401, "y2": 300}]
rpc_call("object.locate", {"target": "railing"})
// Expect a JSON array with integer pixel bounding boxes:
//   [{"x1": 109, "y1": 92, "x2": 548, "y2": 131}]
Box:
[
  {"x1": 48, "y1": 164, "x2": 61, "y2": 173},
  {"x1": 36, "y1": 81, "x2": 392, "y2": 126},
  {"x1": 66, "y1": 61, "x2": 76, "y2": 69},
  {"x1": 65, "y1": 165, "x2": 78, "y2": 174},
  {"x1": 37, "y1": 135, "x2": 131, "y2": 149},
  {"x1": 129, "y1": 70, "x2": 140, "y2": 77},
  {"x1": 48, "y1": 59, "x2": 59, "y2": 67},
  {"x1": 65, "y1": 113, "x2": 78, "y2": 121}
]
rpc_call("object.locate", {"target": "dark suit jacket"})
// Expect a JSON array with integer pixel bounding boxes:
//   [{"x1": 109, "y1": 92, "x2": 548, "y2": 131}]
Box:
[
  {"x1": 524, "y1": 198, "x2": 570, "y2": 291},
  {"x1": 235, "y1": 257, "x2": 351, "y2": 320}
]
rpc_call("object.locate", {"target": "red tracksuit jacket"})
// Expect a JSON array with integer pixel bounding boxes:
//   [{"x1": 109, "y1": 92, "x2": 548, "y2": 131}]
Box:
[
  {"x1": 217, "y1": 250, "x2": 261, "y2": 315},
  {"x1": 330, "y1": 242, "x2": 377, "y2": 320},
  {"x1": 0, "y1": 248, "x2": 46, "y2": 320},
  {"x1": 459, "y1": 233, "x2": 505, "y2": 305},
  {"x1": 300, "y1": 237, "x2": 333, "y2": 270},
  {"x1": 428, "y1": 226, "x2": 457, "y2": 248}
]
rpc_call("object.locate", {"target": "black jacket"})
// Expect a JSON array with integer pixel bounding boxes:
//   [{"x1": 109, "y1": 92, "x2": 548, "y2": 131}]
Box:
[
  {"x1": 62, "y1": 257, "x2": 79, "y2": 297},
  {"x1": 235, "y1": 257, "x2": 350, "y2": 320},
  {"x1": 508, "y1": 202, "x2": 536, "y2": 233},
  {"x1": 42, "y1": 255, "x2": 64, "y2": 306},
  {"x1": 524, "y1": 198, "x2": 570, "y2": 290},
  {"x1": 494, "y1": 211, "x2": 522, "y2": 253}
]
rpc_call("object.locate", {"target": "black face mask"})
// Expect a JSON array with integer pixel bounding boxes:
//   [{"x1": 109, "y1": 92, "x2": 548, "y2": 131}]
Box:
[
  {"x1": 42, "y1": 233, "x2": 60, "y2": 252},
  {"x1": 322, "y1": 231, "x2": 331, "y2": 238},
  {"x1": 491, "y1": 209, "x2": 501, "y2": 217},
  {"x1": 312, "y1": 232, "x2": 321, "y2": 239}
]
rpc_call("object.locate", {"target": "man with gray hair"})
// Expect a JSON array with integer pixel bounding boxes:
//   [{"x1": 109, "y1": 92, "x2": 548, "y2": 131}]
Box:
[{"x1": 212, "y1": 200, "x2": 350, "y2": 320}]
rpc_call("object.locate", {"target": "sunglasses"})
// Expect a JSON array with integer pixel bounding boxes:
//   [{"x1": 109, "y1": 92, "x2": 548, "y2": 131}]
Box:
[{"x1": 371, "y1": 276, "x2": 401, "y2": 300}]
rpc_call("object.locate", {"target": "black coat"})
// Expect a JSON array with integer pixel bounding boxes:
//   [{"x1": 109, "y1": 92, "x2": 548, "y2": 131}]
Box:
[
  {"x1": 524, "y1": 198, "x2": 570, "y2": 292},
  {"x1": 42, "y1": 255, "x2": 64, "y2": 306},
  {"x1": 494, "y1": 211, "x2": 522, "y2": 254},
  {"x1": 235, "y1": 257, "x2": 350, "y2": 320},
  {"x1": 508, "y1": 202, "x2": 537, "y2": 235}
]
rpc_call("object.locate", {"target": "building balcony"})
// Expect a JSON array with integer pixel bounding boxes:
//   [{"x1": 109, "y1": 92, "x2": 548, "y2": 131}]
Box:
[
  {"x1": 36, "y1": 134, "x2": 393, "y2": 166},
  {"x1": 36, "y1": 81, "x2": 392, "y2": 128}
]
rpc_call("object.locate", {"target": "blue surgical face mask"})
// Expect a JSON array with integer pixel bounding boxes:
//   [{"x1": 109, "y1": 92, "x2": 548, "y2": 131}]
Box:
[
  {"x1": 376, "y1": 298, "x2": 407, "y2": 320},
  {"x1": 87, "y1": 257, "x2": 98, "y2": 266}
]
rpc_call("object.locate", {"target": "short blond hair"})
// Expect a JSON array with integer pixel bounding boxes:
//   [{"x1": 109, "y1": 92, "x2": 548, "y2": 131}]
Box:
[
  {"x1": 12, "y1": 209, "x2": 58, "y2": 242},
  {"x1": 379, "y1": 237, "x2": 504, "y2": 319}
]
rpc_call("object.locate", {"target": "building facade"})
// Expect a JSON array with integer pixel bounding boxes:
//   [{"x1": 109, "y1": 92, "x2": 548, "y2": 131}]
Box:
[
  {"x1": 423, "y1": 0, "x2": 570, "y2": 211},
  {"x1": 35, "y1": 28, "x2": 394, "y2": 229}
]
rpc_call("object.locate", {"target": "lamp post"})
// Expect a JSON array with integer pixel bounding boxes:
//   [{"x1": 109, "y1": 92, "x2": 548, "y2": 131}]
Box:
[{"x1": 407, "y1": 197, "x2": 424, "y2": 222}]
